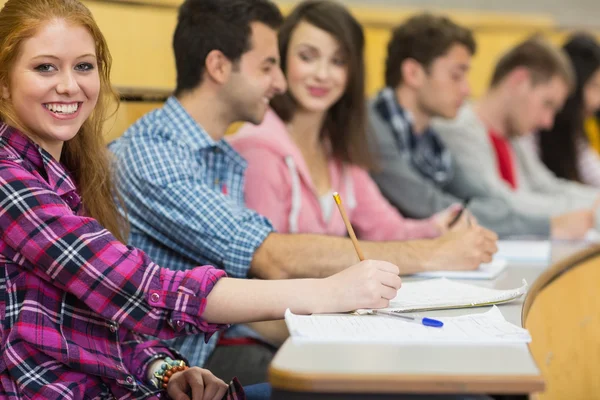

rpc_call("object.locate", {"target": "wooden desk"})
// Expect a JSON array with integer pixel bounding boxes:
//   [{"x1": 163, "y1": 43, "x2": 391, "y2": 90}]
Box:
[
  {"x1": 523, "y1": 243, "x2": 600, "y2": 400},
  {"x1": 269, "y1": 242, "x2": 589, "y2": 399}
]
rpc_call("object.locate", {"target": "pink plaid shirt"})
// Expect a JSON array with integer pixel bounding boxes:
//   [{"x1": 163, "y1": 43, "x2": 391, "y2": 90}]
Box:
[{"x1": 0, "y1": 124, "x2": 245, "y2": 399}]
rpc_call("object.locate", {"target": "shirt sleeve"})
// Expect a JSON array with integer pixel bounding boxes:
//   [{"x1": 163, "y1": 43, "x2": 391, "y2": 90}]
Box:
[
  {"x1": 121, "y1": 333, "x2": 245, "y2": 398},
  {"x1": 112, "y1": 137, "x2": 273, "y2": 278},
  {"x1": 511, "y1": 136, "x2": 598, "y2": 213},
  {"x1": 120, "y1": 332, "x2": 181, "y2": 385},
  {"x1": 368, "y1": 115, "x2": 459, "y2": 218},
  {"x1": 369, "y1": 105, "x2": 550, "y2": 237},
  {"x1": 350, "y1": 167, "x2": 440, "y2": 241},
  {"x1": 0, "y1": 160, "x2": 227, "y2": 340}
]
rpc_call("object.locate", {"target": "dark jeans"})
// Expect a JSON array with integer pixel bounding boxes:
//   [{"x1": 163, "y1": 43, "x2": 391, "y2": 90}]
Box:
[
  {"x1": 243, "y1": 383, "x2": 272, "y2": 400},
  {"x1": 205, "y1": 343, "x2": 277, "y2": 385}
]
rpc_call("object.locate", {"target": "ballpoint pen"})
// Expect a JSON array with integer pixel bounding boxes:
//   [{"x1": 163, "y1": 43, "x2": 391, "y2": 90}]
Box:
[
  {"x1": 373, "y1": 309, "x2": 444, "y2": 328},
  {"x1": 448, "y1": 198, "x2": 471, "y2": 228}
]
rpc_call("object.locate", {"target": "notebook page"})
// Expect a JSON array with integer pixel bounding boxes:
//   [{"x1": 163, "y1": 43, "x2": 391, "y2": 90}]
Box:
[
  {"x1": 366, "y1": 278, "x2": 527, "y2": 313},
  {"x1": 285, "y1": 306, "x2": 531, "y2": 344},
  {"x1": 413, "y1": 258, "x2": 507, "y2": 280},
  {"x1": 496, "y1": 240, "x2": 550, "y2": 264}
]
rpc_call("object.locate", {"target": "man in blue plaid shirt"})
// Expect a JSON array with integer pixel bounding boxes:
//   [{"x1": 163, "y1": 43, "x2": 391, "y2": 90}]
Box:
[{"x1": 109, "y1": 0, "x2": 497, "y2": 385}]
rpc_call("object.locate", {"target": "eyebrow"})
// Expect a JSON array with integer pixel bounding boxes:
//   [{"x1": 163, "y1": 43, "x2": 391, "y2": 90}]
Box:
[
  {"x1": 31, "y1": 53, "x2": 97, "y2": 61},
  {"x1": 296, "y1": 42, "x2": 318, "y2": 50},
  {"x1": 263, "y1": 57, "x2": 278, "y2": 65},
  {"x1": 296, "y1": 42, "x2": 344, "y2": 56}
]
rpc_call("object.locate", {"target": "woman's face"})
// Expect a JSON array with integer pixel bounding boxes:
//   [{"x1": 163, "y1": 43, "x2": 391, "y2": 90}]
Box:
[
  {"x1": 2, "y1": 18, "x2": 100, "y2": 156},
  {"x1": 583, "y1": 67, "x2": 600, "y2": 117},
  {"x1": 285, "y1": 21, "x2": 349, "y2": 114}
]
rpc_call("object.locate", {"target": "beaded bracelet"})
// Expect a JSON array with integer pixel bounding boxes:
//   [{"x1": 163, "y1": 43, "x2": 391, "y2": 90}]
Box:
[{"x1": 152, "y1": 357, "x2": 189, "y2": 389}]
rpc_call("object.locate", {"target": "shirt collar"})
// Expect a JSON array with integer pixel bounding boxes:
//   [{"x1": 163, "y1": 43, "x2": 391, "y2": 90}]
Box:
[
  {"x1": 163, "y1": 96, "x2": 216, "y2": 151},
  {"x1": 379, "y1": 87, "x2": 437, "y2": 140},
  {"x1": 162, "y1": 96, "x2": 248, "y2": 166},
  {"x1": 0, "y1": 123, "x2": 78, "y2": 197}
]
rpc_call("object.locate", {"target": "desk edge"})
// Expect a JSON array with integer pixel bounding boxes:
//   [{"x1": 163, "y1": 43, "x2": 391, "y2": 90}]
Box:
[{"x1": 269, "y1": 366, "x2": 545, "y2": 394}]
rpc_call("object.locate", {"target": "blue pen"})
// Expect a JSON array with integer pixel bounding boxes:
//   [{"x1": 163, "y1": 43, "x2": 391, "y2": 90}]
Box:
[{"x1": 373, "y1": 310, "x2": 444, "y2": 328}]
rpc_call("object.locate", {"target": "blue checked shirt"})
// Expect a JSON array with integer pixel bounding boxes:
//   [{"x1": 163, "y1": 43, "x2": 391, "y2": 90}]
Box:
[{"x1": 109, "y1": 97, "x2": 274, "y2": 367}]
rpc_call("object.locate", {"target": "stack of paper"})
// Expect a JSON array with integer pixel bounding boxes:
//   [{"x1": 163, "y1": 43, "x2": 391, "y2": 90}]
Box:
[
  {"x1": 496, "y1": 240, "x2": 550, "y2": 264},
  {"x1": 413, "y1": 258, "x2": 507, "y2": 280},
  {"x1": 367, "y1": 278, "x2": 527, "y2": 313},
  {"x1": 285, "y1": 306, "x2": 531, "y2": 344}
]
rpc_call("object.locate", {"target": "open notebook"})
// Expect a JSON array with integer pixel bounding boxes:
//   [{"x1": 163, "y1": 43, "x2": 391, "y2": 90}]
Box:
[
  {"x1": 413, "y1": 258, "x2": 507, "y2": 280},
  {"x1": 285, "y1": 306, "x2": 531, "y2": 344},
  {"x1": 358, "y1": 278, "x2": 528, "y2": 314}
]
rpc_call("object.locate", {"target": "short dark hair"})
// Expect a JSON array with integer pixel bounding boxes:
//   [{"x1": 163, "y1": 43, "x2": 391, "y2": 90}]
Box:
[
  {"x1": 490, "y1": 36, "x2": 574, "y2": 90},
  {"x1": 270, "y1": 0, "x2": 372, "y2": 168},
  {"x1": 173, "y1": 0, "x2": 283, "y2": 96},
  {"x1": 385, "y1": 13, "x2": 476, "y2": 88}
]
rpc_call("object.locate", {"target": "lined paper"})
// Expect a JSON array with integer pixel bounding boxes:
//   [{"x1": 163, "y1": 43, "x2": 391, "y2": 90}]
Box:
[{"x1": 285, "y1": 306, "x2": 531, "y2": 344}]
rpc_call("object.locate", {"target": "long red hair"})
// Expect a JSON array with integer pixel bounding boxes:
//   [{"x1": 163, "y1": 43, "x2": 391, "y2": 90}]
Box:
[{"x1": 0, "y1": 0, "x2": 128, "y2": 242}]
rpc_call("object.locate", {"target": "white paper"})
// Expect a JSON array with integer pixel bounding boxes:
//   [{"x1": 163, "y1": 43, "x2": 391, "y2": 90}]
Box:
[
  {"x1": 366, "y1": 278, "x2": 527, "y2": 313},
  {"x1": 413, "y1": 258, "x2": 507, "y2": 280},
  {"x1": 496, "y1": 240, "x2": 550, "y2": 264},
  {"x1": 585, "y1": 229, "x2": 600, "y2": 242},
  {"x1": 285, "y1": 306, "x2": 531, "y2": 344}
]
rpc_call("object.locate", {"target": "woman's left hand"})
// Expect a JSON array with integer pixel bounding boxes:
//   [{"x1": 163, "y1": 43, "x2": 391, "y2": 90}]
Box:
[{"x1": 167, "y1": 366, "x2": 229, "y2": 400}]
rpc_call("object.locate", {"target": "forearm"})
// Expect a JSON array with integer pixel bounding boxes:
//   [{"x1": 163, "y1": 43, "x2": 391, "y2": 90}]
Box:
[
  {"x1": 202, "y1": 277, "x2": 328, "y2": 323},
  {"x1": 394, "y1": 218, "x2": 441, "y2": 240},
  {"x1": 362, "y1": 239, "x2": 433, "y2": 274},
  {"x1": 251, "y1": 233, "x2": 433, "y2": 279},
  {"x1": 205, "y1": 258, "x2": 405, "y2": 323}
]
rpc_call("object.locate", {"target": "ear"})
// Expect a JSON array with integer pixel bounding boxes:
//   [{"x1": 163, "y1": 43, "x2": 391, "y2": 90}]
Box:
[
  {"x1": 507, "y1": 67, "x2": 531, "y2": 89},
  {"x1": 1, "y1": 83, "x2": 9, "y2": 100},
  {"x1": 400, "y1": 58, "x2": 426, "y2": 88},
  {"x1": 204, "y1": 50, "x2": 233, "y2": 85}
]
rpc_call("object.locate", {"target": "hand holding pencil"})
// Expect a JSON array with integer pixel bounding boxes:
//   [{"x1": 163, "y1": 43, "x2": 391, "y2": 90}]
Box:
[{"x1": 323, "y1": 192, "x2": 402, "y2": 311}]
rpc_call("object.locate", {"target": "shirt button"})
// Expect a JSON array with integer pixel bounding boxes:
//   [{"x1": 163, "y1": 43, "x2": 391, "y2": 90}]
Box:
[
  {"x1": 126, "y1": 376, "x2": 134, "y2": 385},
  {"x1": 176, "y1": 320, "x2": 185, "y2": 328},
  {"x1": 109, "y1": 324, "x2": 117, "y2": 333},
  {"x1": 150, "y1": 292, "x2": 160, "y2": 303}
]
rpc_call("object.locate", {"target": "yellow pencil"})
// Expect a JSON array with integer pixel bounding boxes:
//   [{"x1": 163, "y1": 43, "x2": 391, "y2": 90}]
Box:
[{"x1": 333, "y1": 192, "x2": 365, "y2": 261}]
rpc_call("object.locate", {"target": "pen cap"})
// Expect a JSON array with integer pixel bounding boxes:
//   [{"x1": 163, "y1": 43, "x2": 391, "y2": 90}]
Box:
[{"x1": 422, "y1": 317, "x2": 444, "y2": 328}]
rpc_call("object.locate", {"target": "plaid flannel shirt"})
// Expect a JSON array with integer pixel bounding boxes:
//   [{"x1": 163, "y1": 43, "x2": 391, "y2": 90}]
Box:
[
  {"x1": 109, "y1": 97, "x2": 274, "y2": 367},
  {"x1": 373, "y1": 87, "x2": 454, "y2": 186},
  {"x1": 0, "y1": 124, "x2": 245, "y2": 399}
]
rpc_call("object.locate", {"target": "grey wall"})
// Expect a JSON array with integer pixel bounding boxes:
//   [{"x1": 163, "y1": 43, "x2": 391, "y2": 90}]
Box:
[{"x1": 286, "y1": 0, "x2": 600, "y2": 29}]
